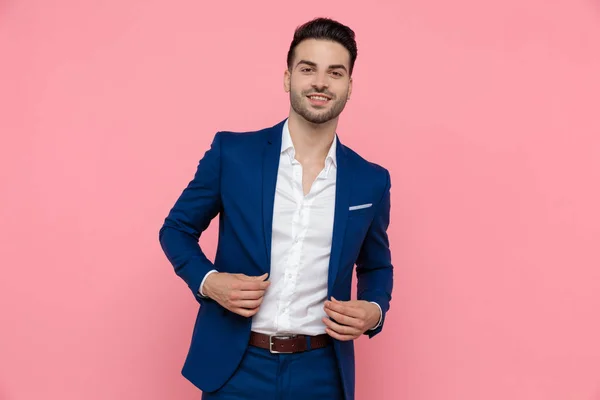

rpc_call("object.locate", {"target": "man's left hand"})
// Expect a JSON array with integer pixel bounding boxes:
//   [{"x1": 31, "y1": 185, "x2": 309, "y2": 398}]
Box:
[{"x1": 322, "y1": 297, "x2": 381, "y2": 341}]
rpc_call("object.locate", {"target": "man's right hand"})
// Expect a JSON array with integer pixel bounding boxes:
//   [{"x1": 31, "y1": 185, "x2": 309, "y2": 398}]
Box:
[{"x1": 203, "y1": 272, "x2": 270, "y2": 318}]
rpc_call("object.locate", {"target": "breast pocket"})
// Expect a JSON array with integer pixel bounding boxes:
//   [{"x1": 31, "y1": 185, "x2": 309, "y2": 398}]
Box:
[{"x1": 348, "y1": 203, "x2": 374, "y2": 219}]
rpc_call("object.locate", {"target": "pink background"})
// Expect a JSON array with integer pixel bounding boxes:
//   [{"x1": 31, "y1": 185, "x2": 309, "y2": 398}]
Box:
[{"x1": 2, "y1": 0, "x2": 600, "y2": 399}]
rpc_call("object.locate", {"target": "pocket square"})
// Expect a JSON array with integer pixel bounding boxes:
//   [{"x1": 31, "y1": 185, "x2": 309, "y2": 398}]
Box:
[{"x1": 349, "y1": 203, "x2": 372, "y2": 211}]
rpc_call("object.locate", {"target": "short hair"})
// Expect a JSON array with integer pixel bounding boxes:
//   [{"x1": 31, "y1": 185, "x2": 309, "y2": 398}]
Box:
[{"x1": 286, "y1": 17, "x2": 358, "y2": 75}]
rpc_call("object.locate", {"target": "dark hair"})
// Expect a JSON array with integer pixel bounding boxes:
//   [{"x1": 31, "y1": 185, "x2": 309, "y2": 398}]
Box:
[{"x1": 286, "y1": 17, "x2": 358, "y2": 75}]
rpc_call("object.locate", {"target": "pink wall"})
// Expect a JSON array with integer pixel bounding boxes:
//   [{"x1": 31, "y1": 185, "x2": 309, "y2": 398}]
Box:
[{"x1": 2, "y1": 0, "x2": 600, "y2": 399}]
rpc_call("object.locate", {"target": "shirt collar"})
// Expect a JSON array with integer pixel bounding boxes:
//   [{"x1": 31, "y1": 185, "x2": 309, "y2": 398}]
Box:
[{"x1": 281, "y1": 119, "x2": 338, "y2": 169}]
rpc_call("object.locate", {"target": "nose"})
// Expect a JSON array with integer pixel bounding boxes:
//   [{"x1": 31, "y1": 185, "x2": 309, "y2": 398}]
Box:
[{"x1": 311, "y1": 71, "x2": 329, "y2": 91}]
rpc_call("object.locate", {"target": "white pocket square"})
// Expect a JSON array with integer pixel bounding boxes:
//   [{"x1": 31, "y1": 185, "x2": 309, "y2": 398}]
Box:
[{"x1": 349, "y1": 203, "x2": 372, "y2": 211}]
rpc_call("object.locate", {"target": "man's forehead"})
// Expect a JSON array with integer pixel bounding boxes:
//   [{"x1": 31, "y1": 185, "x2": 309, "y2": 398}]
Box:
[{"x1": 293, "y1": 39, "x2": 350, "y2": 67}]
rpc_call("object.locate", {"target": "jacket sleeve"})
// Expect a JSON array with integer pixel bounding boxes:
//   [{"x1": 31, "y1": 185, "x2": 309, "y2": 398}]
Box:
[
  {"x1": 158, "y1": 132, "x2": 223, "y2": 302},
  {"x1": 356, "y1": 169, "x2": 393, "y2": 338}
]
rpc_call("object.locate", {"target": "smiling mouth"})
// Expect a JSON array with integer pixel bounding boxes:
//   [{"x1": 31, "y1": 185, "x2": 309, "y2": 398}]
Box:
[{"x1": 307, "y1": 94, "x2": 332, "y2": 102}]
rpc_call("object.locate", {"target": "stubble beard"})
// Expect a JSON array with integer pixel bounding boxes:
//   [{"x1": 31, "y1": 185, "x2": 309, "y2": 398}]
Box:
[{"x1": 290, "y1": 88, "x2": 349, "y2": 125}]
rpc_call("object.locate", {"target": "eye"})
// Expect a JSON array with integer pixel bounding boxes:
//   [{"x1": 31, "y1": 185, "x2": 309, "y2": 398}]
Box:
[
  {"x1": 331, "y1": 71, "x2": 343, "y2": 77},
  {"x1": 301, "y1": 67, "x2": 314, "y2": 73}
]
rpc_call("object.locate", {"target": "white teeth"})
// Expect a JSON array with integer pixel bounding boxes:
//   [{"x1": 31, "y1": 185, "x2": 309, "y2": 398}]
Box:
[{"x1": 310, "y1": 96, "x2": 329, "y2": 101}]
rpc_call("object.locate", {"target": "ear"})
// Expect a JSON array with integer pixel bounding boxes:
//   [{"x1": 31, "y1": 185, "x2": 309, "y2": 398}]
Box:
[
  {"x1": 348, "y1": 77, "x2": 353, "y2": 99},
  {"x1": 283, "y1": 69, "x2": 291, "y2": 93}
]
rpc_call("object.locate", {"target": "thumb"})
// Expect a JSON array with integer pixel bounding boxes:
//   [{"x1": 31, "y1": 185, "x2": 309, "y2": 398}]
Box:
[{"x1": 239, "y1": 273, "x2": 268, "y2": 281}]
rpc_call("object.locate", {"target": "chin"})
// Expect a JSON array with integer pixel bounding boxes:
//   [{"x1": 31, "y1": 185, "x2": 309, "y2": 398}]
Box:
[{"x1": 306, "y1": 115, "x2": 336, "y2": 125}]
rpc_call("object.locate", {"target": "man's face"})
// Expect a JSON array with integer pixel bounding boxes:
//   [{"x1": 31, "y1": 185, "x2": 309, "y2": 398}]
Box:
[{"x1": 284, "y1": 39, "x2": 353, "y2": 125}]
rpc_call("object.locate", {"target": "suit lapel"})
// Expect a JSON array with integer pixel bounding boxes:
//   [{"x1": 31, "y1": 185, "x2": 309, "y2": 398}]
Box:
[
  {"x1": 261, "y1": 121, "x2": 284, "y2": 274},
  {"x1": 328, "y1": 138, "x2": 352, "y2": 294}
]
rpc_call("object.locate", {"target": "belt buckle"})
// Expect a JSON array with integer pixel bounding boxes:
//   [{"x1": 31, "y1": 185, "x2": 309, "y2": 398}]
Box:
[{"x1": 269, "y1": 334, "x2": 297, "y2": 354}]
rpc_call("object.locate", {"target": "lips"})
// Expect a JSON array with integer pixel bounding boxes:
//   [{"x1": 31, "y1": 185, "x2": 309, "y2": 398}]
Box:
[{"x1": 306, "y1": 94, "x2": 332, "y2": 101}]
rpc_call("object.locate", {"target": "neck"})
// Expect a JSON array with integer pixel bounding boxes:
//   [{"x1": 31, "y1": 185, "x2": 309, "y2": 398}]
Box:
[{"x1": 287, "y1": 110, "x2": 338, "y2": 163}]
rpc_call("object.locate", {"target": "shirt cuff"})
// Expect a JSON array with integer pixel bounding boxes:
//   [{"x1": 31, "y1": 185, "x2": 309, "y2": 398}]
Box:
[
  {"x1": 198, "y1": 269, "x2": 218, "y2": 298},
  {"x1": 369, "y1": 301, "x2": 383, "y2": 331}
]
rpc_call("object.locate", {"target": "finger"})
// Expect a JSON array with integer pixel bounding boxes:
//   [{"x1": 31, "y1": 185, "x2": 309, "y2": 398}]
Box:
[
  {"x1": 232, "y1": 307, "x2": 260, "y2": 318},
  {"x1": 325, "y1": 300, "x2": 363, "y2": 319},
  {"x1": 237, "y1": 273, "x2": 268, "y2": 281},
  {"x1": 323, "y1": 307, "x2": 362, "y2": 329},
  {"x1": 231, "y1": 298, "x2": 263, "y2": 309},
  {"x1": 230, "y1": 290, "x2": 266, "y2": 300},
  {"x1": 331, "y1": 296, "x2": 361, "y2": 308},
  {"x1": 325, "y1": 327, "x2": 356, "y2": 341},
  {"x1": 331, "y1": 296, "x2": 359, "y2": 306},
  {"x1": 322, "y1": 317, "x2": 361, "y2": 336},
  {"x1": 237, "y1": 280, "x2": 271, "y2": 291}
]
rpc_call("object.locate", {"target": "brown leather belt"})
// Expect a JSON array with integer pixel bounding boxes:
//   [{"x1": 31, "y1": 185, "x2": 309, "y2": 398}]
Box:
[{"x1": 249, "y1": 331, "x2": 331, "y2": 354}]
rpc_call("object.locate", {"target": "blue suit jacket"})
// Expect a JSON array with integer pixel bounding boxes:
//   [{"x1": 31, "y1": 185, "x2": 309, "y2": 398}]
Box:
[{"x1": 159, "y1": 119, "x2": 393, "y2": 400}]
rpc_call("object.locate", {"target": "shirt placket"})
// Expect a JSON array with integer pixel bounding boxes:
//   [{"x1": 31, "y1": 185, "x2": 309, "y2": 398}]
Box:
[{"x1": 276, "y1": 157, "x2": 306, "y2": 333}]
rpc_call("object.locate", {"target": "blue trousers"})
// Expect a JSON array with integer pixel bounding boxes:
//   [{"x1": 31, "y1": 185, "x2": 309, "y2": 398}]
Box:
[{"x1": 201, "y1": 344, "x2": 344, "y2": 400}]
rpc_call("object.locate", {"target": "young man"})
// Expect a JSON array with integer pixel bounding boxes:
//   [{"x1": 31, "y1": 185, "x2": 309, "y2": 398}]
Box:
[{"x1": 159, "y1": 17, "x2": 393, "y2": 400}]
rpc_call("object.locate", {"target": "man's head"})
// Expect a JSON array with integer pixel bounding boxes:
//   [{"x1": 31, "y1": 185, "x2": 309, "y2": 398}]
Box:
[{"x1": 284, "y1": 18, "x2": 357, "y2": 125}]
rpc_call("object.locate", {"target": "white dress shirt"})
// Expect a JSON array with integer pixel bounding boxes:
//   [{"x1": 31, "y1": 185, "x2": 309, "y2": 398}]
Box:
[
  {"x1": 201, "y1": 119, "x2": 381, "y2": 335},
  {"x1": 251, "y1": 119, "x2": 337, "y2": 335}
]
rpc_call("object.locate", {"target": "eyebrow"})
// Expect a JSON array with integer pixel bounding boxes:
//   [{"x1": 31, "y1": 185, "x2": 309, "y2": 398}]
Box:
[{"x1": 296, "y1": 60, "x2": 348, "y2": 73}]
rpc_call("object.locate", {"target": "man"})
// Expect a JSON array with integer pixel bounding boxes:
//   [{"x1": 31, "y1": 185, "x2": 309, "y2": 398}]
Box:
[{"x1": 159, "y1": 17, "x2": 393, "y2": 400}]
